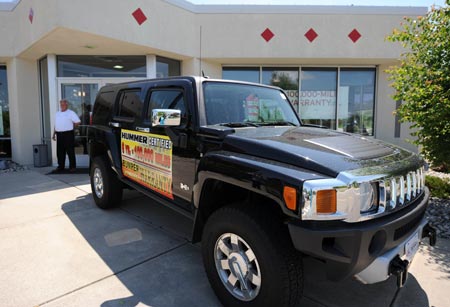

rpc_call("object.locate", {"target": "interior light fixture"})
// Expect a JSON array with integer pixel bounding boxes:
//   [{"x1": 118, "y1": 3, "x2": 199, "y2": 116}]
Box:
[{"x1": 113, "y1": 65, "x2": 124, "y2": 69}]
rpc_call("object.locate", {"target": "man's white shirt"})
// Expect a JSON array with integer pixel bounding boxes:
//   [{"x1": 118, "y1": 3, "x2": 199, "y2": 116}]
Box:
[{"x1": 55, "y1": 110, "x2": 80, "y2": 132}]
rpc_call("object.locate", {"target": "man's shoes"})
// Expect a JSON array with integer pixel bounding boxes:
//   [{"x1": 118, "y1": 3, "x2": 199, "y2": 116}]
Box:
[
  {"x1": 69, "y1": 168, "x2": 76, "y2": 173},
  {"x1": 54, "y1": 167, "x2": 64, "y2": 173}
]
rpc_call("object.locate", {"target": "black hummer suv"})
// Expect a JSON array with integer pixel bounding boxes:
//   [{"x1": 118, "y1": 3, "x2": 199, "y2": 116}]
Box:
[{"x1": 88, "y1": 76, "x2": 436, "y2": 307}]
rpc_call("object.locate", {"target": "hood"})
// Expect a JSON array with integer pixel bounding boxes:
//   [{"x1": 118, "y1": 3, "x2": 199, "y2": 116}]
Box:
[{"x1": 220, "y1": 126, "x2": 413, "y2": 177}]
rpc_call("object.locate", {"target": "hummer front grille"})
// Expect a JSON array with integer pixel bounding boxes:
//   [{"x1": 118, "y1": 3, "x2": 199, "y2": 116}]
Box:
[{"x1": 377, "y1": 167, "x2": 426, "y2": 214}]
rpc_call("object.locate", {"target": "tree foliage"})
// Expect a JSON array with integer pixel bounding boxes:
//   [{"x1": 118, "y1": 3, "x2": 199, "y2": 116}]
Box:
[{"x1": 387, "y1": 1, "x2": 450, "y2": 170}]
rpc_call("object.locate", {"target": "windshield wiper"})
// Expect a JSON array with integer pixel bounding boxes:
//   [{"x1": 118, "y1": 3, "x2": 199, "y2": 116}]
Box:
[
  {"x1": 258, "y1": 121, "x2": 297, "y2": 126},
  {"x1": 218, "y1": 122, "x2": 259, "y2": 128}
]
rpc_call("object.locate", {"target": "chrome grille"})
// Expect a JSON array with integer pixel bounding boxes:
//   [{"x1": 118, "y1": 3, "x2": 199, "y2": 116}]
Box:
[{"x1": 378, "y1": 167, "x2": 425, "y2": 213}]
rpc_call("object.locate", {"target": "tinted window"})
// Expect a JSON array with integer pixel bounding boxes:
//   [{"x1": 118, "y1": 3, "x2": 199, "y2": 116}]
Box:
[
  {"x1": 92, "y1": 91, "x2": 115, "y2": 125},
  {"x1": 223, "y1": 67, "x2": 260, "y2": 83},
  {"x1": 118, "y1": 90, "x2": 142, "y2": 118},
  {"x1": 147, "y1": 89, "x2": 186, "y2": 118}
]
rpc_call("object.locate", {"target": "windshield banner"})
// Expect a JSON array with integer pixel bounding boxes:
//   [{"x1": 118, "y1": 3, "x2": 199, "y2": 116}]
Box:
[{"x1": 121, "y1": 129, "x2": 173, "y2": 199}]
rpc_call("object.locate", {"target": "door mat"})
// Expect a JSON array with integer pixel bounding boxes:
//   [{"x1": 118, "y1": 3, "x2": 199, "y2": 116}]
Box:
[{"x1": 46, "y1": 168, "x2": 89, "y2": 175}]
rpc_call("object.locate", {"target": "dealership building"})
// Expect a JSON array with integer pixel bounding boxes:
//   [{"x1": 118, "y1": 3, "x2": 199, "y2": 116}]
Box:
[{"x1": 0, "y1": 0, "x2": 426, "y2": 167}]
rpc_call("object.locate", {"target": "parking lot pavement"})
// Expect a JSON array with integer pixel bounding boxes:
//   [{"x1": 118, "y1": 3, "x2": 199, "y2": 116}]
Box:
[{"x1": 0, "y1": 169, "x2": 449, "y2": 307}]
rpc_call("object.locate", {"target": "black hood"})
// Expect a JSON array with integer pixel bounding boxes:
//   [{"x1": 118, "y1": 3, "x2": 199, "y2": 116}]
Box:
[{"x1": 220, "y1": 126, "x2": 413, "y2": 177}]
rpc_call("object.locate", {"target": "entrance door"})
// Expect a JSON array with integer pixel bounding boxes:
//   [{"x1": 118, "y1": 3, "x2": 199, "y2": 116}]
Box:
[{"x1": 58, "y1": 78, "x2": 143, "y2": 167}]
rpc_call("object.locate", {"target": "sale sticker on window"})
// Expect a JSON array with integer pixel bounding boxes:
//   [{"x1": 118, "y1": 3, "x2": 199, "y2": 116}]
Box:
[{"x1": 121, "y1": 129, "x2": 173, "y2": 199}]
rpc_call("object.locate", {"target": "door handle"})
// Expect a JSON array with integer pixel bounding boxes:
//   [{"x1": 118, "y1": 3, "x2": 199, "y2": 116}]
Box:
[
  {"x1": 109, "y1": 122, "x2": 121, "y2": 128},
  {"x1": 136, "y1": 126, "x2": 150, "y2": 132}
]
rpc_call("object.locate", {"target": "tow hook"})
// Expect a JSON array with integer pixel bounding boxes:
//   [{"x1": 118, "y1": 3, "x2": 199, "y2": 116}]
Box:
[
  {"x1": 389, "y1": 256, "x2": 409, "y2": 288},
  {"x1": 422, "y1": 223, "x2": 437, "y2": 246}
]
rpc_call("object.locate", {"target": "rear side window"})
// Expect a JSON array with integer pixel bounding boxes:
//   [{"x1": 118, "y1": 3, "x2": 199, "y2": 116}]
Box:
[
  {"x1": 92, "y1": 91, "x2": 115, "y2": 125},
  {"x1": 117, "y1": 90, "x2": 142, "y2": 119}
]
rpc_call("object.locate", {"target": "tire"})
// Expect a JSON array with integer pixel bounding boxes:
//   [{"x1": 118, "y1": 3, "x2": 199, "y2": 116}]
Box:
[
  {"x1": 202, "y1": 204, "x2": 303, "y2": 307},
  {"x1": 90, "y1": 156, "x2": 123, "y2": 209}
]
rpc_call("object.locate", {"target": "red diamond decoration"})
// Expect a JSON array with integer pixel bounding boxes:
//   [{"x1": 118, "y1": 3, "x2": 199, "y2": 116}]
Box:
[
  {"x1": 28, "y1": 8, "x2": 34, "y2": 24},
  {"x1": 348, "y1": 29, "x2": 361, "y2": 43},
  {"x1": 304, "y1": 28, "x2": 318, "y2": 42},
  {"x1": 132, "y1": 8, "x2": 147, "y2": 26},
  {"x1": 261, "y1": 28, "x2": 275, "y2": 42}
]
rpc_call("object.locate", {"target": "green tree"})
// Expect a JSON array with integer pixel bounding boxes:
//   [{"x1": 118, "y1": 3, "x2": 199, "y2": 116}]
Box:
[{"x1": 387, "y1": 1, "x2": 450, "y2": 170}]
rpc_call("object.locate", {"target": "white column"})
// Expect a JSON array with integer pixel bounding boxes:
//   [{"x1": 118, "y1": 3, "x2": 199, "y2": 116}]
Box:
[
  {"x1": 47, "y1": 54, "x2": 58, "y2": 166},
  {"x1": 146, "y1": 55, "x2": 157, "y2": 78}
]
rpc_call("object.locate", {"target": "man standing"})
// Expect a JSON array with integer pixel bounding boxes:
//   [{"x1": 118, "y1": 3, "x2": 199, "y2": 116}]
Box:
[{"x1": 52, "y1": 99, "x2": 81, "y2": 172}]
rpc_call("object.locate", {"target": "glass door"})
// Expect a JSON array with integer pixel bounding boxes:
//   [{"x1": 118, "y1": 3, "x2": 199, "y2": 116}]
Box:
[
  {"x1": 57, "y1": 78, "x2": 144, "y2": 167},
  {"x1": 58, "y1": 80, "x2": 99, "y2": 167}
]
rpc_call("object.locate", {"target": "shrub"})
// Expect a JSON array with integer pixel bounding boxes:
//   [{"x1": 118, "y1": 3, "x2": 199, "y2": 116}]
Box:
[{"x1": 426, "y1": 175, "x2": 450, "y2": 199}]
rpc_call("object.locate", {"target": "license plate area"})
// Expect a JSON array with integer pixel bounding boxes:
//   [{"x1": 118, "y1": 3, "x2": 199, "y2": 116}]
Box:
[{"x1": 404, "y1": 231, "x2": 420, "y2": 262}]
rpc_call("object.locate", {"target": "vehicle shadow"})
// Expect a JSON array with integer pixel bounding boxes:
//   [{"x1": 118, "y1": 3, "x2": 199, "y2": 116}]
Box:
[
  {"x1": 61, "y1": 192, "x2": 430, "y2": 307},
  {"x1": 61, "y1": 191, "x2": 221, "y2": 307}
]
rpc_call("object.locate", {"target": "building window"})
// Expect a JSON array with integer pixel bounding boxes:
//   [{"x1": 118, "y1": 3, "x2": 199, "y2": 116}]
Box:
[
  {"x1": 0, "y1": 65, "x2": 11, "y2": 157},
  {"x1": 222, "y1": 66, "x2": 376, "y2": 136},
  {"x1": 223, "y1": 67, "x2": 260, "y2": 83},
  {"x1": 57, "y1": 55, "x2": 146, "y2": 77},
  {"x1": 300, "y1": 68, "x2": 337, "y2": 129},
  {"x1": 338, "y1": 68, "x2": 376, "y2": 136},
  {"x1": 156, "y1": 56, "x2": 181, "y2": 78},
  {"x1": 262, "y1": 68, "x2": 299, "y2": 107}
]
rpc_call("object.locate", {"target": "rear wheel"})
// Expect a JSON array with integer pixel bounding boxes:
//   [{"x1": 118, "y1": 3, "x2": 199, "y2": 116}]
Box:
[
  {"x1": 202, "y1": 204, "x2": 303, "y2": 307},
  {"x1": 90, "y1": 156, "x2": 122, "y2": 209}
]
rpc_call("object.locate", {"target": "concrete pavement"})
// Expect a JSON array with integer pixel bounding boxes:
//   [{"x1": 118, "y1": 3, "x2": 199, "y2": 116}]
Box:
[{"x1": 0, "y1": 167, "x2": 449, "y2": 307}]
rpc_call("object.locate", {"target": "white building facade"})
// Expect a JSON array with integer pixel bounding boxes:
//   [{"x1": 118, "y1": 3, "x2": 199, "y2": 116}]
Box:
[{"x1": 0, "y1": 0, "x2": 426, "y2": 166}]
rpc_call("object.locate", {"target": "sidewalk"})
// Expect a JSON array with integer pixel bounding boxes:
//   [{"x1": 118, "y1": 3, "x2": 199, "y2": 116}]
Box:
[{"x1": 0, "y1": 168, "x2": 449, "y2": 307}]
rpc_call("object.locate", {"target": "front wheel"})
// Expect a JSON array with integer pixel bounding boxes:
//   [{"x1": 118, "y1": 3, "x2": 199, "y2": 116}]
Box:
[
  {"x1": 202, "y1": 205, "x2": 303, "y2": 307},
  {"x1": 90, "y1": 156, "x2": 122, "y2": 209}
]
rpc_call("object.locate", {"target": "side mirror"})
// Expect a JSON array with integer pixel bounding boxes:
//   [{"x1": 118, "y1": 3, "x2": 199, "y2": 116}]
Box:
[{"x1": 151, "y1": 109, "x2": 181, "y2": 127}]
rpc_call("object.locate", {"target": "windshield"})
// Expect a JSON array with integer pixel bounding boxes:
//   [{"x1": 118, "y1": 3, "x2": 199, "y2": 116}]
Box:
[{"x1": 203, "y1": 82, "x2": 300, "y2": 126}]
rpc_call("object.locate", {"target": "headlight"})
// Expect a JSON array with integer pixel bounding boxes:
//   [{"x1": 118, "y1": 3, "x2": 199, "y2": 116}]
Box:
[
  {"x1": 301, "y1": 174, "x2": 382, "y2": 222},
  {"x1": 359, "y1": 182, "x2": 378, "y2": 213}
]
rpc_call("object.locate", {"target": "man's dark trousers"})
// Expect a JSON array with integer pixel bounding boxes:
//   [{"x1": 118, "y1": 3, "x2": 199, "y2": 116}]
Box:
[{"x1": 56, "y1": 130, "x2": 76, "y2": 169}]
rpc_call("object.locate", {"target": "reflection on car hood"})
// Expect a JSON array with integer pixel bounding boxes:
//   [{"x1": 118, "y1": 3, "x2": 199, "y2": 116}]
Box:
[{"x1": 221, "y1": 126, "x2": 413, "y2": 177}]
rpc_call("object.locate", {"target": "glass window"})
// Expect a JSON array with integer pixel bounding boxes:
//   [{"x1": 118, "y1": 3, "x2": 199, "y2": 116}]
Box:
[
  {"x1": 148, "y1": 89, "x2": 186, "y2": 117},
  {"x1": 117, "y1": 90, "x2": 142, "y2": 118},
  {"x1": 338, "y1": 69, "x2": 376, "y2": 136},
  {"x1": 0, "y1": 65, "x2": 11, "y2": 157},
  {"x1": 92, "y1": 91, "x2": 115, "y2": 125},
  {"x1": 222, "y1": 67, "x2": 260, "y2": 83},
  {"x1": 156, "y1": 56, "x2": 181, "y2": 78},
  {"x1": 58, "y1": 56, "x2": 146, "y2": 78},
  {"x1": 299, "y1": 68, "x2": 337, "y2": 129},
  {"x1": 203, "y1": 82, "x2": 300, "y2": 126},
  {"x1": 262, "y1": 67, "x2": 299, "y2": 108}
]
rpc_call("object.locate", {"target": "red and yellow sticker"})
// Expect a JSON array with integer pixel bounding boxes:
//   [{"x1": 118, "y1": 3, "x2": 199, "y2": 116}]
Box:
[{"x1": 121, "y1": 129, "x2": 173, "y2": 199}]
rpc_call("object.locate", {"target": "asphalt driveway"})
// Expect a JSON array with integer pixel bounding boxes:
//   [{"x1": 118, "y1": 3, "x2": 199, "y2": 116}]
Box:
[{"x1": 0, "y1": 168, "x2": 449, "y2": 307}]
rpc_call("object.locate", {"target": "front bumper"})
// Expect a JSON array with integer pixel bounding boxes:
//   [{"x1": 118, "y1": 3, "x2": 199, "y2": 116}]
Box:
[{"x1": 288, "y1": 187, "x2": 434, "y2": 282}]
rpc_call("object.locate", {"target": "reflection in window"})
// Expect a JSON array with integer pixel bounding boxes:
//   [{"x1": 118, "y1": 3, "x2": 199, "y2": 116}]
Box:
[
  {"x1": 223, "y1": 67, "x2": 260, "y2": 83},
  {"x1": 156, "y1": 56, "x2": 181, "y2": 78},
  {"x1": 300, "y1": 69, "x2": 337, "y2": 129},
  {"x1": 0, "y1": 66, "x2": 11, "y2": 157},
  {"x1": 262, "y1": 68, "x2": 299, "y2": 108},
  {"x1": 58, "y1": 55, "x2": 146, "y2": 77},
  {"x1": 118, "y1": 90, "x2": 142, "y2": 118},
  {"x1": 148, "y1": 90, "x2": 186, "y2": 118},
  {"x1": 338, "y1": 69, "x2": 375, "y2": 136},
  {"x1": 203, "y1": 82, "x2": 299, "y2": 126}
]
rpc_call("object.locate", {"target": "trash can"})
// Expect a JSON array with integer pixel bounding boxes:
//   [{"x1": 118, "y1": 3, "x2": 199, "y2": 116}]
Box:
[{"x1": 33, "y1": 144, "x2": 49, "y2": 167}]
